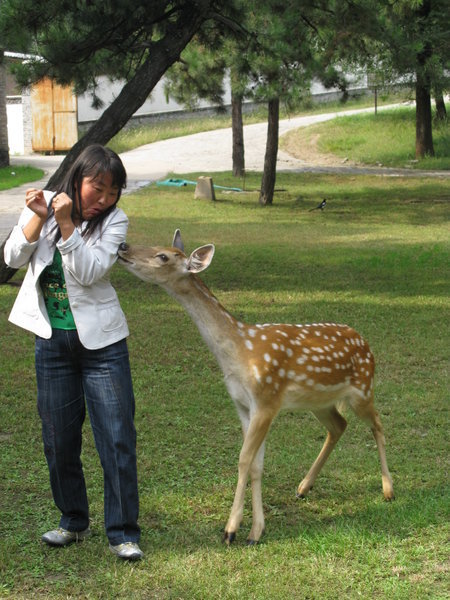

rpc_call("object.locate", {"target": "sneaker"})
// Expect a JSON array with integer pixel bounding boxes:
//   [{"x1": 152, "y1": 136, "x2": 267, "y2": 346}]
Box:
[
  {"x1": 42, "y1": 527, "x2": 91, "y2": 546},
  {"x1": 109, "y1": 542, "x2": 143, "y2": 560}
]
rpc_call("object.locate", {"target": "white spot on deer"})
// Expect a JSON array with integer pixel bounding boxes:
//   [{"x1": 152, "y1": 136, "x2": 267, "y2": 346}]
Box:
[
  {"x1": 245, "y1": 340, "x2": 254, "y2": 351},
  {"x1": 264, "y1": 353, "x2": 271, "y2": 363},
  {"x1": 252, "y1": 365, "x2": 261, "y2": 382}
]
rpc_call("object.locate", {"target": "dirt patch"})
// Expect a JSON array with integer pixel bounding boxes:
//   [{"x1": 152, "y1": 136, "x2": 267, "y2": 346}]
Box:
[{"x1": 281, "y1": 130, "x2": 359, "y2": 167}]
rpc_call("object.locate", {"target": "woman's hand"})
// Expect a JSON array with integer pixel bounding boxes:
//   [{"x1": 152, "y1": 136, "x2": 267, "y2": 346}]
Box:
[
  {"x1": 25, "y1": 188, "x2": 48, "y2": 221},
  {"x1": 52, "y1": 193, "x2": 75, "y2": 241},
  {"x1": 52, "y1": 193, "x2": 73, "y2": 225}
]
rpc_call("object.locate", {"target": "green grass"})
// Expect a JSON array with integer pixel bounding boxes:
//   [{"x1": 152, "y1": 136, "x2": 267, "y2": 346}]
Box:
[
  {"x1": 0, "y1": 171, "x2": 449, "y2": 599},
  {"x1": 0, "y1": 165, "x2": 44, "y2": 190},
  {"x1": 281, "y1": 105, "x2": 450, "y2": 170}
]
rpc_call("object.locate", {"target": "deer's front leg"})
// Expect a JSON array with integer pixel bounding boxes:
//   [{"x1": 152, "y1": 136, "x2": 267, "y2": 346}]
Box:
[{"x1": 224, "y1": 410, "x2": 274, "y2": 545}]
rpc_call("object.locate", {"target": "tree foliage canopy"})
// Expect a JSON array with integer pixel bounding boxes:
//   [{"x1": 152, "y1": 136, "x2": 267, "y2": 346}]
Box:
[{"x1": 0, "y1": 0, "x2": 243, "y2": 108}]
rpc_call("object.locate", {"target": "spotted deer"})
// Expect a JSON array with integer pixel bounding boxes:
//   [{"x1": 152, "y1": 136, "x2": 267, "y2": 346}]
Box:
[{"x1": 118, "y1": 230, "x2": 394, "y2": 544}]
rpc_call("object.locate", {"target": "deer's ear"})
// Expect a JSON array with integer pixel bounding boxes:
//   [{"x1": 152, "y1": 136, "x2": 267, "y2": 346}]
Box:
[
  {"x1": 187, "y1": 244, "x2": 215, "y2": 273},
  {"x1": 172, "y1": 229, "x2": 184, "y2": 252}
]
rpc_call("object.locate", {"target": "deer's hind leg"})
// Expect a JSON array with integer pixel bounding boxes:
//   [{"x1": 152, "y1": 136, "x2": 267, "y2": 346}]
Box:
[
  {"x1": 349, "y1": 394, "x2": 394, "y2": 500},
  {"x1": 297, "y1": 406, "x2": 347, "y2": 498}
]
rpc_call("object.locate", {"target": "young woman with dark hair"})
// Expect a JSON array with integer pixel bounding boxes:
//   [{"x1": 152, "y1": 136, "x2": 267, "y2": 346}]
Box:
[{"x1": 4, "y1": 144, "x2": 143, "y2": 560}]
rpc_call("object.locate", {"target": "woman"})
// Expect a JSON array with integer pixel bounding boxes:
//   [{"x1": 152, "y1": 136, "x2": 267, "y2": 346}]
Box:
[{"x1": 4, "y1": 144, "x2": 142, "y2": 560}]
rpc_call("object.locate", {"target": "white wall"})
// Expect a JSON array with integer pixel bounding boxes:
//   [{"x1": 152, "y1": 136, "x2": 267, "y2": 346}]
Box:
[
  {"x1": 6, "y1": 101, "x2": 24, "y2": 155},
  {"x1": 77, "y1": 77, "x2": 231, "y2": 123}
]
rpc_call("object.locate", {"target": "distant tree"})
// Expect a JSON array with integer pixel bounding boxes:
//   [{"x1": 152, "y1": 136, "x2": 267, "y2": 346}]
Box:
[
  {"x1": 164, "y1": 1, "x2": 344, "y2": 205},
  {"x1": 243, "y1": 0, "x2": 323, "y2": 205},
  {"x1": 164, "y1": 33, "x2": 250, "y2": 177},
  {"x1": 380, "y1": 0, "x2": 449, "y2": 157},
  {"x1": 324, "y1": 0, "x2": 449, "y2": 158}
]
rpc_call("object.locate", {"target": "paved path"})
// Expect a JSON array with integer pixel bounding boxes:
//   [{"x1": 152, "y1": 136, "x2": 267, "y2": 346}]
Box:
[{"x1": 1, "y1": 104, "x2": 448, "y2": 241}]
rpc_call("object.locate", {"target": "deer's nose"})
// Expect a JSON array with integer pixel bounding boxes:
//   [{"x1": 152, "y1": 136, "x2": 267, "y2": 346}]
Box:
[{"x1": 119, "y1": 242, "x2": 129, "y2": 252}]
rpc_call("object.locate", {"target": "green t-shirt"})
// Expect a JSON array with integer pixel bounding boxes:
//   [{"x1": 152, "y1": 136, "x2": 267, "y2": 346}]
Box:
[{"x1": 40, "y1": 249, "x2": 76, "y2": 330}]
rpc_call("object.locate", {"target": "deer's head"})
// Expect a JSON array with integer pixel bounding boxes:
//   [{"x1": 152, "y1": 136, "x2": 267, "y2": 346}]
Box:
[{"x1": 117, "y1": 229, "x2": 215, "y2": 285}]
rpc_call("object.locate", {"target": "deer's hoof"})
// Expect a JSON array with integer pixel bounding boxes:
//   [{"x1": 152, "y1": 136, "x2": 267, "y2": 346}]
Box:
[
  {"x1": 223, "y1": 531, "x2": 236, "y2": 545},
  {"x1": 296, "y1": 485, "x2": 312, "y2": 499},
  {"x1": 246, "y1": 538, "x2": 259, "y2": 546}
]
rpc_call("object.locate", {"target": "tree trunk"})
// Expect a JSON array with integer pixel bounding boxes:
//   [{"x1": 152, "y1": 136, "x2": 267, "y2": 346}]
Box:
[
  {"x1": 46, "y1": 4, "x2": 208, "y2": 190},
  {"x1": 415, "y1": 73, "x2": 434, "y2": 158},
  {"x1": 259, "y1": 97, "x2": 279, "y2": 206},
  {"x1": 434, "y1": 90, "x2": 447, "y2": 122},
  {"x1": 231, "y1": 93, "x2": 245, "y2": 177},
  {"x1": 0, "y1": 50, "x2": 10, "y2": 168},
  {"x1": 415, "y1": 0, "x2": 434, "y2": 159},
  {"x1": 0, "y1": 236, "x2": 17, "y2": 284}
]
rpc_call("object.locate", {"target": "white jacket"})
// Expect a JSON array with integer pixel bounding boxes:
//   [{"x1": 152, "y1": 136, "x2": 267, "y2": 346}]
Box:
[{"x1": 4, "y1": 190, "x2": 130, "y2": 349}]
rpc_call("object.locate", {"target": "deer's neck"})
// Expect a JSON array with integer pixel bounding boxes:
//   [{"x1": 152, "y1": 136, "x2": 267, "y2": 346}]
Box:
[{"x1": 163, "y1": 274, "x2": 244, "y2": 371}]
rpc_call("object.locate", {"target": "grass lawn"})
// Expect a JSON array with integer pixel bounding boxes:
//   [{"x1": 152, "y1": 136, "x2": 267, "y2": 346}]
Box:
[
  {"x1": 0, "y1": 165, "x2": 44, "y2": 191},
  {"x1": 281, "y1": 105, "x2": 450, "y2": 170},
  {"x1": 0, "y1": 171, "x2": 449, "y2": 599}
]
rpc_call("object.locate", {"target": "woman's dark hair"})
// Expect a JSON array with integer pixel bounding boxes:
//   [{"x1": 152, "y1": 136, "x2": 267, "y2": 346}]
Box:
[{"x1": 51, "y1": 144, "x2": 127, "y2": 239}]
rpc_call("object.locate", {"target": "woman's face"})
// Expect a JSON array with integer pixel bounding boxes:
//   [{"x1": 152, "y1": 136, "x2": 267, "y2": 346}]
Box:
[{"x1": 77, "y1": 172, "x2": 119, "y2": 220}]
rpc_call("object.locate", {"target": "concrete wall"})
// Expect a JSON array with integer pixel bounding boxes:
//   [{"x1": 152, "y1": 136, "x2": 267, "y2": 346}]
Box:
[{"x1": 77, "y1": 76, "x2": 229, "y2": 123}]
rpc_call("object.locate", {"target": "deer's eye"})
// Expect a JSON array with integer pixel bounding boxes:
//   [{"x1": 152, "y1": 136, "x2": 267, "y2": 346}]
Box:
[{"x1": 156, "y1": 253, "x2": 169, "y2": 263}]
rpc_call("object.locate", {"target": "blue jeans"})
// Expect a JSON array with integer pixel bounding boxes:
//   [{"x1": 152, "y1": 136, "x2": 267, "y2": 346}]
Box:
[{"x1": 35, "y1": 329, "x2": 140, "y2": 545}]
